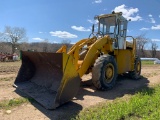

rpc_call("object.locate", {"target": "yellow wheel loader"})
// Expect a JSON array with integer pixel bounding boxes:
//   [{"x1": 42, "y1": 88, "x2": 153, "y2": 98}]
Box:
[{"x1": 14, "y1": 12, "x2": 141, "y2": 109}]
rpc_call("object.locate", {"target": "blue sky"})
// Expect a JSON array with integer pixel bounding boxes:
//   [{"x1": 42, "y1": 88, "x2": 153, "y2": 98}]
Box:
[{"x1": 0, "y1": 0, "x2": 160, "y2": 46}]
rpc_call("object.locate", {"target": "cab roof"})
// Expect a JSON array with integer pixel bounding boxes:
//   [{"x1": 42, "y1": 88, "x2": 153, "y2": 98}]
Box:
[{"x1": 95, "y1": 12, "x2": 127, "y2": 21}]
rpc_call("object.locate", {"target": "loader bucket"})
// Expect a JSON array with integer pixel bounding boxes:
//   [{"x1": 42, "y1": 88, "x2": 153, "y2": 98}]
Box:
[{"x1": 14, "y1": 51, "x2": 81, "y2": 109}]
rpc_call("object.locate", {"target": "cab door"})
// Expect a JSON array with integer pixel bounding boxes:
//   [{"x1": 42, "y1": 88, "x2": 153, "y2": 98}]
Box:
[{"x1": 117, "y1": 19, "x2": 127, "y2": 49}]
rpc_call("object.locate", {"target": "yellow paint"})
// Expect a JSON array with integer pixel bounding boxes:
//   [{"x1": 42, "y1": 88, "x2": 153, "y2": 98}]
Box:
[
  {"x1": 78, "y1": 36, "x2": 110, "y2": 77},
  {"x1": 105, "y1": 63, "x2": 114, "y2": 83},
  {"x1": 62, "y1": 53, "x2": 69, "y2": 72},
  {"x1": 57, "y1": 53, "x2": 80, "y2": 101},
  {"x1": 60, "y1": 34, "x2": 137, "y2": 82},
  {"x1": 115, "y1": 50, "x2": 132, "y2": 74},
  {"x1": 56, "y1": 45, "x2": 67, "y2": 53}
]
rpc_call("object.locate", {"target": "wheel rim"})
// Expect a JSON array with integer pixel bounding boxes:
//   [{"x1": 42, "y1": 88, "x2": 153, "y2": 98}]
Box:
[{"x1": 105, "y1": 63, "x2": 114, "y2": 83}]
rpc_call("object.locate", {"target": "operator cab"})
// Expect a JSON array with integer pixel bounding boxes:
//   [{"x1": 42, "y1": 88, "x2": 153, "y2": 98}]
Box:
[{"x1": 95, "y1": 12, "x2": 128, "y2": 49}]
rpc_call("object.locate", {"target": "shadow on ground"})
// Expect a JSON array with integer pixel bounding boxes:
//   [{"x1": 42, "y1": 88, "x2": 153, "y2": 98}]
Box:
[
  {"x1": 15, "y1": 89, "x2": 83, "y2": 120},
  {"x1": 76, "y1": 75, "x2": 150, "y2": 101},
  {"x1": 15, "y1": 75, "x2": 150, "y2": 120}
]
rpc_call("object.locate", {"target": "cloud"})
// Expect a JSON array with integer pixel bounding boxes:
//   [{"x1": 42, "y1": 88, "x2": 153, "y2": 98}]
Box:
[
  {"x1": 5, "y1": 33, "x2": 9, "y2": 35},
  {"x1": 127, "y1": 29, "x2": 133, "y2": 33},
  {"x1": 71, "y1": 26, "x2": 90, "y2": 32},
  {"x1": 32, "y1": 37, "x2": 44, "y2": 42},
  {"x1": 148, "y1": 14, "x2": 156, "y2": 23},
  {"x1": 87, "y1": 19, "x2": 99, "y2": 24},
  {"x1": 152, "y1": 39, "x2": 160, "y2": 42},
  {"x1": 159, "y1": 15, "x2": 160, "y2": 18},
  {"x1": 148, "y1": 14, "x2": 152, "y2": 17},
  {"x1": 50, "y1": 31, "x2": 77, "y2": 38},
  {"x1": 127, "y1": 16, "x2": 142, "y2": 21},
  {"x1": 113, "y1": 4, "x2": 142, "y2": 21},
  {"x1": 53, "y1": 41, "x2": 58, "y2": 43},
  {"x1": 150, "y1": 18, "x2": 156, "y2": 23},
  {"x1": 93, "y1": 0, "x2": 102, "y2": 3},
  {"x1": 71, "y1": 42, "x2": 75, "y2": 44},
  {"x1": 39, "y1": 32, "x2": 47, "y2": 34},
  {"x1": 151, "y1": 25, "x2": 160, "y2": 30},
  {"x1": 140, "y1": 27, "x2": 149, "y2": 31}
]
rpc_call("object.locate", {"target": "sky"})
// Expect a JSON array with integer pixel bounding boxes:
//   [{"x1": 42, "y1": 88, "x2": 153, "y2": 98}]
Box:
[{"x1": 0, "y1": 0, "x2": 160, "y2": 47}]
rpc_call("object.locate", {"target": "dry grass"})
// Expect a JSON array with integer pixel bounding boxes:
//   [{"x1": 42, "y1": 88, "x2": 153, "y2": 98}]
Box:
[{"x1": 0, "y1": 61, "x2": 21, "y2": 73}]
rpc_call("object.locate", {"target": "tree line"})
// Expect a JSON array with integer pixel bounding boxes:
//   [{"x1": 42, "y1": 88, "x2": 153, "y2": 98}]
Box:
[
  {"x1": 0, "y1": 42, "x2": 71, "y2": 54},
  {"x1": 0, "y1": 26, "x2": 160, "y2": 58},
  {"x1": 136, "y1": 33, "x2": 159, "y2": 58},
  {"x1": 0, "y1": 26, "x2": 72, "y2": 55}
]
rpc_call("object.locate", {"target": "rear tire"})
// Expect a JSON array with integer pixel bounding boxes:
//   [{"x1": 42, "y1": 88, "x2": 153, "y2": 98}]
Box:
[
  {"x1": 92, "y1": 55, "x2": 118, "y2": 90},
  {"x1": 129, "y1": 56, "x2": 141, "y2": 80}
]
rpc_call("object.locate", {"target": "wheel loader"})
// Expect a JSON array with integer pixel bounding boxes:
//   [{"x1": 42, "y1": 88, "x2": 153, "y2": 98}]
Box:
[{"x1": 14, "y1": 12, "x2": 141, "y2": 109}]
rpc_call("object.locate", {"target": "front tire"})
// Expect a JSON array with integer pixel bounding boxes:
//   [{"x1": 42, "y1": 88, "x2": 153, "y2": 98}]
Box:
[{"x1": 92, "y1": 55, "x2": 118, "y2": 90}]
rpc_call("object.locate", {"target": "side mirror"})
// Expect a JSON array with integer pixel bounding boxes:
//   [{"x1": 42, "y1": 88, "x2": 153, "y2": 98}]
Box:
[{"x1": 92, "y1": 24, "x2": 94, "y2": 33}]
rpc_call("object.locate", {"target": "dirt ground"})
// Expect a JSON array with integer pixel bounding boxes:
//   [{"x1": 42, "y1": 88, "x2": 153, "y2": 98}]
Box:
[{"x1": 0, "y1": 61, "x2": 160, "y2": 120}]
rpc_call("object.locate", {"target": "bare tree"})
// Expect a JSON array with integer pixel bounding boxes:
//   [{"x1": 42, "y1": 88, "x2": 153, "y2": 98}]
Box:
[
  {"x1": 18, "y1": 42, "x2": 30, "y2": 51},
  {"x1": 136, "y1": 33, "x2": 149, "y2": 57},
  {"x1": 0, "y1": 32, "x2": 3, "y2": 40},
  {"x1": 61, "y1": 39, "x2": 72, "y2": 50},
  {"x1": 151, "y1": 41, "x2": 158, "y2": 58},
  {"x1": 3, "y1": 26, "x2": 27, "y2": 54},
  {"x1": 0, "y1": 42, "x2": 12, "y2": 53},
  {"x1": 42, "y1": 39, "x2": 49, "y2": 52},
  {"x1": 62, "y1": 39, "x2": 71, "y2": 45}
]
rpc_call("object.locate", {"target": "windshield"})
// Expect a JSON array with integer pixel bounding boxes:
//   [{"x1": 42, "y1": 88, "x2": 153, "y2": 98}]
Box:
[{"x1": 99, "y1": 16, "x2": 117, "y2": 36}]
